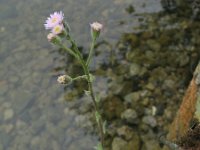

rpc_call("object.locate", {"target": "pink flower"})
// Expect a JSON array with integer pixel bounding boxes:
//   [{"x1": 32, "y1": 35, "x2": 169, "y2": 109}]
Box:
[
  {"x1": 90, "y1": 22, "x2": 103, "y2": 31},
  {"x1": 44, "y1": 11, "x2": 64, "y2": 30},
  {"x1": 52, "y1": 24, "x2": 64, "y2": 35}
]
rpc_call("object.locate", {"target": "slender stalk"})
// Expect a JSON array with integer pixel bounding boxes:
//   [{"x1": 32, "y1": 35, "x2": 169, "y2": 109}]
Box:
[
  {"x1": 58, "y1": 43, "x2": 78, "y2": 59},
  {"x1": 83, "y1": 62, "x2": 104, "y2": 148},
  {"x1": 86, "y1": 38, "x2": 96, "y2": 66},
  {"x1": 63, "y1": 32, "x2": 104, "y2": 148},
  {"x1": 75, "y1": 48, "x2": 104, "y2": 148}
]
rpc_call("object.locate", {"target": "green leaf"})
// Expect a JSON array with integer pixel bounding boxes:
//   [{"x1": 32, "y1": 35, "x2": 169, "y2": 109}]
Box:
[
  {"x1": 95, "y1": 94, "x2": 100, "y2": 103},
  {"x1": 103, "y1": 120, "x2": 107, "y2": 134},
  {"x1": 95, "y1": 111, "x2": 101, "y2": 123},
  {"x1": 84, "y1": 90, "x2": 91, "y2": 96},
  {"x1": 94, "y1": 143, "x2": 103, "y2": 150}
]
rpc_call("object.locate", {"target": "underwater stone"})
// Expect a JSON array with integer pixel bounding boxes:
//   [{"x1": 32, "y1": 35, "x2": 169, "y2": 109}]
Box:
[
  {"x1": 127, "y1": 133, "x2": 140, "y2": 150},
  {"x1": 112, "y1": 137, "x2": 128, "y2": 150},
  {"x1": 129, "y1": 63, "x2": 141, "y2": 76},
  {"x1": 124, "y1": 92, "x2": 140, "y2": 104},
  {"x1": 117, "y1": 125, "x2": 134, "y2": 140},
  {"x1": 142, "y1": 116, "x2": 157, "y2": 127},
  {"x1": 146, "y1": 39, "x2": 161, "y2": 51},
  {"x1": 4, "y1": 109, "x2": 14, "y2": 120},
  {"x1": 121, "y1": 109, "x2": 138, "y2": 124},
  {"x1": 145, "y1": 83, "x2": 155, "y2": 91},
  {"x1": 0, "y1": 81, "x2": 8, "y2": 96}
]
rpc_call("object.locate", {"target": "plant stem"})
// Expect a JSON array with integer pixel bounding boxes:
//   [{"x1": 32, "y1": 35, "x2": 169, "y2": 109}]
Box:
[
  {"x1": 86, "y1": 38, "x2": 96, "y2": 66},
  {"x1": 76, "y1": 49, "x2": 104, "y2": 148},
  {"x1": 84, "y1": 64, "x2": 104, "y2": 148},
  {"x1": 63, "y1": 32, "x2": 104, "y2": 148}
]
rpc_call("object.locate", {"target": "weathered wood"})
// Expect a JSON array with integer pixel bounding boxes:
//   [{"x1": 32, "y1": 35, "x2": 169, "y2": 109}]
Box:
[{"x1": 167, "y1": 62, "x2": 200, "y2": 148}]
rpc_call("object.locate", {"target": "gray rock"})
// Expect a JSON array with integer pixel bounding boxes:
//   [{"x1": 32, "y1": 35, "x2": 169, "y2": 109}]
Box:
[
  {"x1": 146, "y1": 39, "x2": 161, "y2": 51},
  {"x1": 124, "y1": 92, "x2": 140, "y2": 104},
  {"x1": 142, "y1": 116, "x2": 157, "y2": 127},
  {"x1": 4, "y1": 109, "x2": 14, "y2": 120},
  {"x1": 117, "y1": 126, "x2": 133, "y2": 140},
  {"x1": 129, "y1": 63, "x2": 141, "y2": 76},
  {"x1": 121, "y1": 109, "x2": 138, "y2": 124},
  {"x1": 145, "y1": 83, "x2": 155, "y2": 91},
  {"x1": 0, "y1": 82, "x2": 8, "y2": 96},
  {"x1": 112, "y1": 137, "x2": 128, "y2": 150}
]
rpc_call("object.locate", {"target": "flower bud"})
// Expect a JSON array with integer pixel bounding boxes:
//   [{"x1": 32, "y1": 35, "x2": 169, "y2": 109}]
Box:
[
  {"x1": 47, "y1": 33, "x2": 56, "y2": 41},
  {"x1": 57, "y1": 75, "x2": 72, "y2": 85},
  {"x1": 90, "y1": 22, "x2": 103, "y2": 32},
  {"x1": 90, "y1": 22, "x2": 103, "y2": 40}
]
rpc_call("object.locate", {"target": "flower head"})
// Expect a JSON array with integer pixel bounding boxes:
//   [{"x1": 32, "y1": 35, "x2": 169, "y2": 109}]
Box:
[
  {"x1": 44, "y1": 11, "x2": 64, "y2": 30},
  {"x1": 47, "y1": 33, "x2": 56, "y2": 41},
  {"x1": 52, "y1": 24, "x2": 64, "y2": 35},
  {"x1": 57, "y1": 75, "x2": 72, "y2": 85},
  {"x1": 90, "y1": 22, "x2": 103, "y2": 32}
]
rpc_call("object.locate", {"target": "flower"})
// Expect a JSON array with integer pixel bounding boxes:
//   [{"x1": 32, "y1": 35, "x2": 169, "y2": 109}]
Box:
[
  {"x1": 44, "y1": 11, "x2": 64, "y2": 30},
  {"x1": 90, "y1": 22, "x2": 103, "y2": 32},
  {"x1": 52, "y1": 24, "x2": 64, "y2": 35},
  {"x1": 47, "y1": 33, "x2": 55, "y2": 41},
  {"x1": 57, "y1": 75, "x2": 72, "y2": 85}
]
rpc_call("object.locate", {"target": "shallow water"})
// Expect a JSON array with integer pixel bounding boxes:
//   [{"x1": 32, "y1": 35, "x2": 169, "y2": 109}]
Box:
[{"x1": 0, "y1": 0, "x2": 198, "y2": 149}]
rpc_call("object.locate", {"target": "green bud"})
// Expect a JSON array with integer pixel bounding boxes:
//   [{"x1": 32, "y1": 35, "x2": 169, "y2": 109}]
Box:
[{"x1": 57, "y1": 75, "x2": 73, "y2": 85}]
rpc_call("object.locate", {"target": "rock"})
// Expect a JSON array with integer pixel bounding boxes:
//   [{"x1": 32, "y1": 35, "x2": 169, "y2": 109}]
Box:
[
  {"x1": 163, "y1": 79, "x2": 175, "y2": 89},
  {"x1": 124, "y1": 92, "x2": 140, "y2": 104},
  {"x1": 121, "y1": 109, "x2": 138, "y2": 124},
  {"x1": 75, "y1": 114, "x2": 93, "y2": 130},
  {"x1": 145, "y1": 83, "x2": 155, "y2": 91},
  {"x1": 129, "y1": 63, "x2": 141, "y2": 76},
  {"x1": 146, "y1": 39, "x2": 161, "y2": 51},
  {"x1": 141, "y1": 98, "x2": 150, "y2": 106},
  {"x1": 141, "y1": 139, "x2": 161, "y2": 150},
  {"x1": 117, "y1": 126, "x2": 133, "y2": 140},
  {"x1": 127, "y1": 133, "x2": 140, "y2": 150},
  {"x1": 0, "y1": 81, "x2": 8, "y2": 96},
  {"x1": 4, "y1": 124, "x2": 14, "y2": 133},
  {"x1": 129, "y1": 63, "x2": 147, "y2": 76},
  {"x1": 112, "y1": 137, "x2": 128, "y2": 150},
  {"x1": 142, "y1": 116, "x2": 157, "y2": 127},
  {"x1": 103, "y1": 96, "x2": 125, "y2": 120},
  {"x1": 4, "y1": 109, "x2": 14, "y2": 120},
  {"x1": 31, "y1": 136, "x2": 40, "y2": 146}
]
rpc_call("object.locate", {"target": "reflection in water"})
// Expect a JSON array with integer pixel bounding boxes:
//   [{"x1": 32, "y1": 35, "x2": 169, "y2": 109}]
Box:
[{"x1": 0, "y1": 0, "x2": 200, "y2": 149}]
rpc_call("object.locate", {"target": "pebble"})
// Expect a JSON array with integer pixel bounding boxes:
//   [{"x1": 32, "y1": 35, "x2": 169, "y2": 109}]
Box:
[
  {"x1": 112, "y1": 137, "x2": 128, "y2": 150},
  {"x1": 117, "y1": 126, "x2": 133, "y2": 140},
  {"x1": 142, "y1": 116, "x2": 157, "y2": 127},
  {"x1": 124, "y1": 92, "x2": 140, "y2": 104},
  {"x1": 4, "y1": 109, "x2": 14, "y2": 120},
  {"x1": 121, "y1": 109, "x2": 138, "y2": 124},
  {"x1": 129, "y1": 63, "x2": 141, "y2": 76}
]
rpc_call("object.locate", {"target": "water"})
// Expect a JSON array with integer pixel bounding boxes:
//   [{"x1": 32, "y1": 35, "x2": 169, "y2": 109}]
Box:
[{"x1": 1, "y1": 0, "x2": 199, "y2": 149}]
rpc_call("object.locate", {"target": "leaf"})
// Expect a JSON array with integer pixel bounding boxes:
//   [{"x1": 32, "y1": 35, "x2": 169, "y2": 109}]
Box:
[
  {"x1": 94, "y1": 143, "x2": 103, "y2": 150},
  {"x1": 103, "y1": 120, "x2": 107, "y2": 134},
  {"x1": 84, "y1": 90, "x2": 91, "y2": 96}
]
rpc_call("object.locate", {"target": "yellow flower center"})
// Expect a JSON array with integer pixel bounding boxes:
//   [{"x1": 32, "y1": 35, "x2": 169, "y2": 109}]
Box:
[{"x1": 54, "y1": 26, "x2": 60, "y2": 32}]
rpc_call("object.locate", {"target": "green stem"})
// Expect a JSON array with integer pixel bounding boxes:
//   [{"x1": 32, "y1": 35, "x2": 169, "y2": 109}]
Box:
[
  {"x1": 62, "y1": 31, "x2": 104, "y2": 148},
  {"x1": 86, "y1": 39, "x2": 96, "y2": 66},
  {"x1": 58, "y1": 43, "x2": 78, "y2": 59},
  {"x1": 75, "y1": 50, "x2": 104, "y2": 148},
  {"x1": 80, "y1": 61, "x2": 104, "y2": 148},
  {"x1": 73, "y1": 75, "x2": 87, "y2": 81}
]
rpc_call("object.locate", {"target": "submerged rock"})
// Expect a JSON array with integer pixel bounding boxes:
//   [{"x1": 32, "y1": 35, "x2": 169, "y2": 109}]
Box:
[
  {"x1": 142, "y1": 115, "x2": 157, "y2": 127},
  {"x1": 112, "y1": 137, "x2": 128, "y2": 150},
  {"x1": 121, "y1": 109, "x2": 138, "y2": 124}
]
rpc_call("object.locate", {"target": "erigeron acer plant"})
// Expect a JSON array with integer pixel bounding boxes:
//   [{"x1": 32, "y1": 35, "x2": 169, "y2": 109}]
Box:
[{"x1": 44, "y1": 11, "x2": 105, "y2": 150}]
